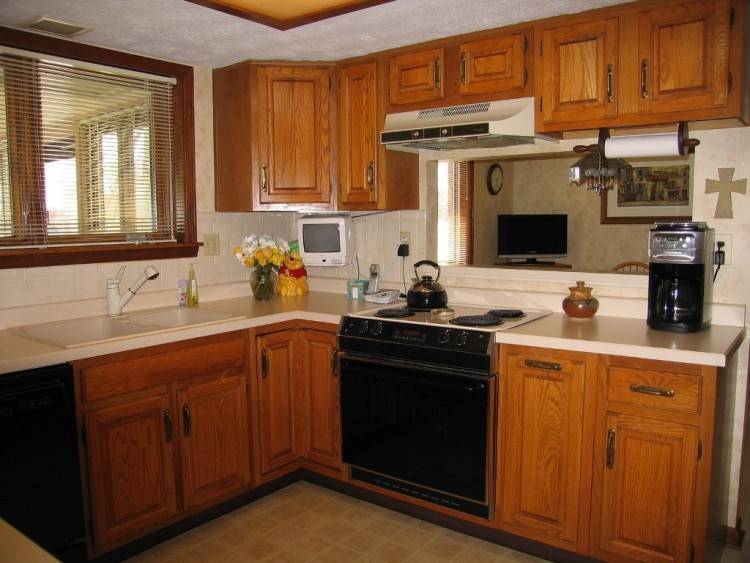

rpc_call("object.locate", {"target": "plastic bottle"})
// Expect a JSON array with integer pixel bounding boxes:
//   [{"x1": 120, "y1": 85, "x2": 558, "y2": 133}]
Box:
[
  {"x1": 177, "y1": 279, "x2": 188, "y2": 307},
  {"x1": 187, "y1": 263, "x2": 199, "y2": 307}
]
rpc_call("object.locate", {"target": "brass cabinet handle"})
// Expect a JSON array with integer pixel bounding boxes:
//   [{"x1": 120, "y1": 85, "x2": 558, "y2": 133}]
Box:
[
  {"x1": 261, "y1": 348, "x2": 269, "y2": 378},
  {"x1": 606, "y1": 64, "x2": 614, "y2": 102},
  {"x1": 260, "y1": 163, "x2": 268, "y2": 192},
  {"x1": 331, "y1": 349, "x2": 339, "y2": 377},
  {"x1": 459, "y1": 52, "x2": 467, "y2": 84},
  {"x1": 434, "y1": 57, "x2": 441, "y2": 90},
  {"x1": 182, "y1": 403, "x2": 191, "y2": 437},
  {"x1": 524, "y1": 359, "x2": 562, "y2": 371},
  {"x1": 164, "y1": 410, "x2": 173, "y2": 443},
  {"x1": 629, "y1": 384, "x2": 675, "y2": 398},
  {"x1": 606, "y1": 429, "x2": 616, "y2": 469},
  {"x1": 366, "y1": 161, "x2": 376, "y2": 191},
  {"x1": 640, "y1": 59, "x2": 649, "y2": 98}
]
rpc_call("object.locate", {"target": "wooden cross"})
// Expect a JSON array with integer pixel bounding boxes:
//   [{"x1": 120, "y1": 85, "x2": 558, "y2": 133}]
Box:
[{"x1": 705, "y1": 168, "x2": 746, "y2": 219}]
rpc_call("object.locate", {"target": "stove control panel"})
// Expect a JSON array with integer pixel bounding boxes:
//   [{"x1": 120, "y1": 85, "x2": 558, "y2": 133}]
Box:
[{"x1": 339, "y1": 317, "x2": 491, "y2": 354}]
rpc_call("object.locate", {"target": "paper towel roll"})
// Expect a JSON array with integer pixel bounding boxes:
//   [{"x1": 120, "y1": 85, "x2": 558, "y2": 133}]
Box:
[{"x1": 604, "y1": 133, "x2": 681, "y2": 158}]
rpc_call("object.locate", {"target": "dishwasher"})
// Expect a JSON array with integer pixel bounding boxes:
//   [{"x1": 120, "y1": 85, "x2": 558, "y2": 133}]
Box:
[{"x1": 0, "y1": 363, "x2": 86, "y2": 562}]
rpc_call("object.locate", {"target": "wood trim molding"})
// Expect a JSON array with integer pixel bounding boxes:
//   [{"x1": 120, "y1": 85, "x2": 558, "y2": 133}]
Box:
[
  {"x1": 0, "y1": 27, "x2": 198, "y2": 268},
  {"x1": 184, "y1": 0, "x2": 395, "y2": 30}
]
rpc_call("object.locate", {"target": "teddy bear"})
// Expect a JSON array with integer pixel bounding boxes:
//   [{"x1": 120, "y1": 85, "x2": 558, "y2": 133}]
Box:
[{"x1": 276, "y1": 252, "x2": 309, "y2": 296}]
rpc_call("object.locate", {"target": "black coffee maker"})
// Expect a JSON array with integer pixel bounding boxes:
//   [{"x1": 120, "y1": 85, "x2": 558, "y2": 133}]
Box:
[{"x1": 647, "y1": 222, "x2": 714, "y2": 332}]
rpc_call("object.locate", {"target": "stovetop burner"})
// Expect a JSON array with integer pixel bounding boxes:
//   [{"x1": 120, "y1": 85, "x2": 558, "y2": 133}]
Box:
[
  {"x1": 450, "y1": 315, "x2": 504, "y2": 327},
  {"x1": 488, "y1": 309, "x2": 525, "y2": 319},
  {"x1": 375, "y1": 307, "x2": 415, "y2": 318}
]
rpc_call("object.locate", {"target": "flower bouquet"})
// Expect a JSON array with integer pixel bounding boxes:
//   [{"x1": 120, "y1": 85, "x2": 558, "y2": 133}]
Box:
[{"x1": 234, "y1": 235, "x2": 289, "y2": 300}]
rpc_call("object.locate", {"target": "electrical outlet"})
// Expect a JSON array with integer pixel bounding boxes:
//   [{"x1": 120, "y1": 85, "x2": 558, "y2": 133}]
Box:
[
  {"x1": 203, "y1": 233, "x2": 220, "y2": 256},
  {"x1": 399, "y1": 231, "x2": 412, "y2": 247},
  {"x1": 716, "y1": 234, "x2": 732, "y2": 266}
]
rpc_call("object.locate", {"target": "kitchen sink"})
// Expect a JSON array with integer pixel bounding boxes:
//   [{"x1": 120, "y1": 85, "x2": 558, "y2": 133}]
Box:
[
  {"x1": 9, "y1": 308, "x2": 244, "y2": 349},
  {"x1": 125, "y1": 308, "x2": 241, "y2": 328}
]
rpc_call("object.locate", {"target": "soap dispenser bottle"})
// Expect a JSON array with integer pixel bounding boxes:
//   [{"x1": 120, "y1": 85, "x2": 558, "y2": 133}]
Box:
[{"x1": 187, "y1": 263, "x2": 199, "y2": 307}]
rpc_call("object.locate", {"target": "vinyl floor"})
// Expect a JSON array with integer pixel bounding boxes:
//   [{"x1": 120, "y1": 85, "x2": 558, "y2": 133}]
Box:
[{"x1": 126, "y1": 482, "x2": 548, "y2": 563}]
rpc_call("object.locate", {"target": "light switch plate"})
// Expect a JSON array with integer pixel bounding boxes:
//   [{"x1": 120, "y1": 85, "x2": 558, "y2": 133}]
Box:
[{"x1": 203, "y1": 233, "x2": 220, "y2": 256}]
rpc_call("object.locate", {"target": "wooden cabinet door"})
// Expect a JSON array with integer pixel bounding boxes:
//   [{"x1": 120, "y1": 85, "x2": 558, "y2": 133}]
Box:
[
  {"x1": 255, "y1": 66, "x2": 331, "y2": 205},
  {"x1": 592, "y1": 413, "x2": 699, "y2": 562},
  {"x1": 388, "y1": 48, "x2": 444, "y2": 105},
  {"x1": 85, "y1": 392, "x2": 177, "y2": 548},
  {"x1": 459, "y1": 34, "x2": 527, "y2": 96},
  {"x1": 637, "y1": 0, "x2": 730, "y2": 114},
  {"x1": 301, "y1": 330, "x2": 341, "y2": 469},
  {"x1": 177, "y1": 375, "x2": 250, "y2": 510},
  {"x1": 538, "y1": 17, "x2": 618, "y2": 124},
  {"x1": 256, "y1": 331, "x2": 300, "y2": 474},
  {"x1": 338, "y1": 62, "x2": 378, "y2": 207},
  {"x1": 497, "y1": 347, "x2": 594, "y2": 552}
]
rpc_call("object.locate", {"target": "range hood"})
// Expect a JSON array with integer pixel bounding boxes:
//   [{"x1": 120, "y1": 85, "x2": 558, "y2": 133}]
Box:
[{"x1": 380, "y1": 97, "x2": 555, "y2": 151}]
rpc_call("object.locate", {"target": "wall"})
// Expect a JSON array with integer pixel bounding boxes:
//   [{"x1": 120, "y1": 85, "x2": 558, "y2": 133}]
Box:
[{"x1": 473, "y1": 161, "x2": 513, "y2": 266}]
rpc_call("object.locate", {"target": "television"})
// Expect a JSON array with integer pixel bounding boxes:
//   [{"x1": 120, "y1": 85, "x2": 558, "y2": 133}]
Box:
[
  {"x1": 497, "y1": 214, "x2": 567, "y2": 263},
  {"x1": 297, "y1": 214, "x2": 353, "y2": 267}
]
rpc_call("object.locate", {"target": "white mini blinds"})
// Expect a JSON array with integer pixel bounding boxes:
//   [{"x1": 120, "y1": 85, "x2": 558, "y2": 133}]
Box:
[{"x1": 0, "y1": 48, "x2": 179, "y2": 247}]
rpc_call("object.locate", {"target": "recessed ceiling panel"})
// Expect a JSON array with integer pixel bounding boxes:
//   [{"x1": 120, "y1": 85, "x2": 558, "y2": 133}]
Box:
[{"x1": 185, "y1": 0, "x2": 395, "y2": 29}]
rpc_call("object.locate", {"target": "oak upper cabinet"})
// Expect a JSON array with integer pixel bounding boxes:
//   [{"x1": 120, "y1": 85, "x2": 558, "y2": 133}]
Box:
[
  {"x1": 176, "y1": 375, "x2": 251, "y2": 510},
  {"x1": 636, "y1": 0, "x2": 731, "y2": 114},
  {"x1": 255, "y1": 65, "x2": 332, "y2": 207},
  {"x1": 497, "y1": 346, "x2": 596, "y2": 553},
  {"x1": 338, "y1": 62, "x2": 378, "y2": 207},
  {"x1": 85, "y1": 392, "x2": 178, "y2": 549},
  {"x1": 256, "y1": 330, "x2": 301, "y2": 474},
  {"x1": 536, "y1": 16, "x2": 619, "y2": 125},
  {"x1": 590, "y1": 355, "x2": 712, "y2": 563},
  {"x1": 337, "y1": 61, "x2": 420, "y2": 211},
  {"x1": 388, "y1": 47, "x2": 445, "y2": 106},
  {"x1": 459, "y1": 33, "x2": 528, "y2": 97},
  {"x1": 301, "y1": 330, "x2": 341, "y2": 470}
]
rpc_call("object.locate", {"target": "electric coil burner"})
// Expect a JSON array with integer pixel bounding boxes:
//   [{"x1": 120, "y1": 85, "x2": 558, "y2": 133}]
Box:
[{"x1": 338, "y1": 303, "x2": 551, "y2": 518}]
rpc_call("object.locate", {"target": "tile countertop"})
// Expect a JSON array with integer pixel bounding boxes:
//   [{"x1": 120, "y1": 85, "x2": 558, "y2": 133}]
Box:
[{"x1": 0, "y1": 292, "x2": 745, "y2": 374}]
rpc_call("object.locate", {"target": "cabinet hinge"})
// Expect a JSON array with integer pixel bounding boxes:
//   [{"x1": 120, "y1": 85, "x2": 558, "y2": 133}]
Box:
[
  {"x1": 698, "y1": 438, "x2": 703, "y2": 460},
  {"x1": 328, "y1": 76, "x2": 332, "y2": 89},
  {"x1": 539, "y1": 41, "x2": 543, "y2": 56},
  {"x1": 523, "y1": 68, "x2": 528, "y2": 86},
  {"x1": 730, "y1": 6, "x2": 735, "y2": 28},
  {"x1": 729, "y1": 73, "x2": 734, "y2": 93},
  {"x1": 81, "y1": 426, "x2": 87, "y2": 447},
  {"x1": 539, "y1": 97, "x2": 543, "y2": 112},
  {"x1": 523, "y1": 36, "x2": 528, "y2": 53},
  {"x1": 690, "y1": 543, "x2": 695, "y2": 563}
]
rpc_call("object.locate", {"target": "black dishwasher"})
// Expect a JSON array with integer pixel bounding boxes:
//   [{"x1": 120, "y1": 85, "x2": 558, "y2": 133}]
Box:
[{"x1": 0, "y1": 363, "x2": 86, "y2": 562}]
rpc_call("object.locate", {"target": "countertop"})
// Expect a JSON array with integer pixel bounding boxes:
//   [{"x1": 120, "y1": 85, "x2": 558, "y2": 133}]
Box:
[{"x1": 0, "y1": 292, "x2": 744, "y2": 374}]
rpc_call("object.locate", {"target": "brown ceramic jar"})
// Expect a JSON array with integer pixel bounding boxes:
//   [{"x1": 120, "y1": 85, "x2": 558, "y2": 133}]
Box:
[{"x1": 562, "y1": 281, "x2": 599, "y2": 318}]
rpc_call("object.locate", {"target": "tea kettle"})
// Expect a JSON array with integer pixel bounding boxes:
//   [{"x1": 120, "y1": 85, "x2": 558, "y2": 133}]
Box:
[{"x1": 406, "y1": 260, "x2": 448, "y2": 310}]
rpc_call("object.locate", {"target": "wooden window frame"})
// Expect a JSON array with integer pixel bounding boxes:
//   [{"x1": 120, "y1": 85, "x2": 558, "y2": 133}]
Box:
[{"x1": 0, "y1": 27, "x2": 198, "y2": 268}]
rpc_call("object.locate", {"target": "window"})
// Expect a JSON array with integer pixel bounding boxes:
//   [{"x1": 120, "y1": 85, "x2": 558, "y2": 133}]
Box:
[
  {"x1": 0, "y1": 28, "x2": 196, "y2": 268},
  {"x1": 437, "y1": 160, "x2": 473, "y2": 265}
]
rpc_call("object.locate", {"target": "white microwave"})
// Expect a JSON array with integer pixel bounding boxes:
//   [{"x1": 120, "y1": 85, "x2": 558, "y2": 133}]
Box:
[{"x1": 297, "y1": 214, "x2": 353, "y2": 267}]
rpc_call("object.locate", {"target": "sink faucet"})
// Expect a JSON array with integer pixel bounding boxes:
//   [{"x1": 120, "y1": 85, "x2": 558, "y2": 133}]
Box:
[{"x1": 107, "y1": 265, "x2": 160, "y2": 317}]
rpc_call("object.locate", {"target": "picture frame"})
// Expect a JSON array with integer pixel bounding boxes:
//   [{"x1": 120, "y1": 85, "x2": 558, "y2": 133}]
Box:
[{"x1": 600, "y1": 160, "x2": 693, "y2": 224}]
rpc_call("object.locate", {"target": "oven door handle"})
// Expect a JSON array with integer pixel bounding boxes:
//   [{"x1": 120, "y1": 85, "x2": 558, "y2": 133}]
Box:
[{"x1": 340, "y1": 353, "x2": 489, "y2": 392}]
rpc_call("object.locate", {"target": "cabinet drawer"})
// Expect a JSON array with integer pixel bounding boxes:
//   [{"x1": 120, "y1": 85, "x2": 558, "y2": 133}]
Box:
[
  {"x1": 606, "y1": 366, "x2": 701, "y2": 414},
  {"x1": 81, "y1": 332, "x2": 246, "y2": 402}
]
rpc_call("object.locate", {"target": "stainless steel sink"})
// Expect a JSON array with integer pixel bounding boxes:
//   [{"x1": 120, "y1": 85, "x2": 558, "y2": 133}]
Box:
[{"x1": 9, "y1": 308, "x2": 244, "y2": 349}]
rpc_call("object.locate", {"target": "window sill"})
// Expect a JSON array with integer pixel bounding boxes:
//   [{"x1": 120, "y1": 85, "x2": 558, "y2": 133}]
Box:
[{"x1": 0, "y1": 242, "x2": 202, "y2": 269}]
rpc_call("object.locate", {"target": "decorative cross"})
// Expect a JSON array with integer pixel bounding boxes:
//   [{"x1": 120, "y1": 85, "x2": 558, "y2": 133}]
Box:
[{"x1": 705, "y1": 168, "x2": 746, "y2": 219}]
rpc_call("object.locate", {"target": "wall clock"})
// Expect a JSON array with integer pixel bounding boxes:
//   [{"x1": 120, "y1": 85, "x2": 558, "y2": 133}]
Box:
[{"x1": 486, "y1": 163, "x2": 504, "y2": 195}]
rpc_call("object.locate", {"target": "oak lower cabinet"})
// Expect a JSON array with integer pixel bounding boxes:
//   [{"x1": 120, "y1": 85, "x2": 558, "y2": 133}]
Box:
[
  {"x1": 253, "y1": 326, "x2": 342, "y2": 482},
  {"x1": 590, "y1": 355, "x2": 715, "y2": 563},
  {"x1": 76, "y1": 332, "x2": 250, "y2": 555},
  {"x1": 497, "y1": 346, "x2": 597, "y2": 553}
]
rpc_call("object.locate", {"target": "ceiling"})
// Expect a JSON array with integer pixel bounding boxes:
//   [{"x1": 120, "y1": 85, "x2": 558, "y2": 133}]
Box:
[{"x1": 1, "y1": 0, "x2": 628, "y2": 68}]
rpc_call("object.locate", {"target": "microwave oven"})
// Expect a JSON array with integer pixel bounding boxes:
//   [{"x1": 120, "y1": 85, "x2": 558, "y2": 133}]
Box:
[{"x1": 297, "y1": 214, "x2": 353, "y2": 267}]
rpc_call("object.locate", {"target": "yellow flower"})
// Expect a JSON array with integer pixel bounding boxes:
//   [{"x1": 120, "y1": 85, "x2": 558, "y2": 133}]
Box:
[
  {"x1": 271, "y1": 253, "x2": 283, "y2": 267},
  {"x1": 243, "y1": 256, "x2": 253, "y2": 267},
  {"x1": 233, "y1": 246, "x2": 242, "y2": 255},
  {"x1": 262, "y1": 248, "x2": 273, "y2": 259}
]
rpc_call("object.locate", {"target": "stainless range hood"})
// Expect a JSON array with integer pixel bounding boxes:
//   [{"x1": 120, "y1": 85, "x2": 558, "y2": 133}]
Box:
[{"x1": 380, "y1": 97, "x2": 556, "y2": 151}]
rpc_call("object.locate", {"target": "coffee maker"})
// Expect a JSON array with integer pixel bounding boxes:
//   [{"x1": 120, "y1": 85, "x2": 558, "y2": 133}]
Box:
[{"x1": 647, "y1": 222, "x2": 714, "y2": 332}]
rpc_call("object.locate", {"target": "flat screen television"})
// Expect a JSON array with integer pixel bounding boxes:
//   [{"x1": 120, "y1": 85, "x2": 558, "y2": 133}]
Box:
[{"x1": 497, "y1": 214, "x2": 567, "y2": 263}]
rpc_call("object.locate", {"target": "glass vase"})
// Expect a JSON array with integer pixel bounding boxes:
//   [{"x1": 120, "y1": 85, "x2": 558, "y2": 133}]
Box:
[{"x1": 250, "y1": 269, "x2": 276, "y2": 300}]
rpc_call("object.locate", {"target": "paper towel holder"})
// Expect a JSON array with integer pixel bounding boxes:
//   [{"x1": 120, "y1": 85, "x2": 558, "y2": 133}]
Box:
[{"x1": 573, "y1": 122, "x2": 700, "y2": 157}]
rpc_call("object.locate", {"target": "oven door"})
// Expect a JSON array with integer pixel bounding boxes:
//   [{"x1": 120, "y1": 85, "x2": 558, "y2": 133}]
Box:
[{"x1": 340, "y1": 352, "x2": 493, "y2": 517}]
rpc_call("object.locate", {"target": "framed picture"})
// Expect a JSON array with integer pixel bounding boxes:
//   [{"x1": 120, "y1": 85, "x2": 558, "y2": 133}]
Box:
[{"x1": 601, "y1": 160, "x2": 692, "y2": 224}]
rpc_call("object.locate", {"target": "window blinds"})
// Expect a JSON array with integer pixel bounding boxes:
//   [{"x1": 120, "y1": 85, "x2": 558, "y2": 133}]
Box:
[
  {"x1": 0, "y1": 50, "x2": 177, "y2": 247},
  {"x1": 437, "y1": 160, "x2": 473, "y2": 266}
]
